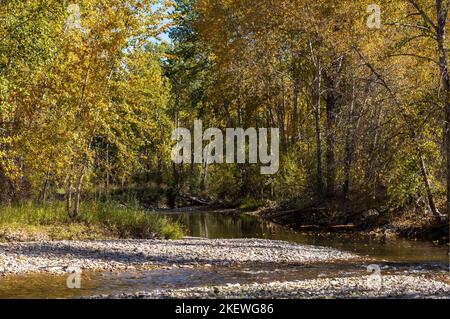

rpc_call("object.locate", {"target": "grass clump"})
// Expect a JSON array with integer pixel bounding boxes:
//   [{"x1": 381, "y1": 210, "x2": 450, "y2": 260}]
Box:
[{"x1": 0, "y1": 201, "x2": 184, "y2": 241}]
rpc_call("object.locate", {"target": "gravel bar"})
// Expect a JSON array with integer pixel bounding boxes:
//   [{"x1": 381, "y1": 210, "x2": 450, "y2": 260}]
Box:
[
  {"x1": 0, "y1": 238, "x2": 360, "y2": 275},
  {"x1": 97, "y1": 275, "x2": 450, "y2": 299}
]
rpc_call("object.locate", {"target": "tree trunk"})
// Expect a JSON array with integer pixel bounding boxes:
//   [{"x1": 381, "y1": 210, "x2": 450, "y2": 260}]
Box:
[
  {"x1": 313, "y1": 60, "x2": 324, "y2": 197},
  {"x1": 324, "y1": 71, "x2": 338, "y2": 198},
  {"x1": 65, "y1": 177, "x2": 73, "y2": 216},
  {"x1": 71, "y1": 171, "x2": 85, "y2": 220},
  {"x1": 343, "y1": 75, "x2": 357, "y2": 199},
  {"x1": 277, "y1": 76, "x2": 287, "y2": 150},
  {"x1": 419, "y1": 154, "x2": 441, "y2": 219},
  {"x1": 168, "y1": 162, "x2": 180, "y2": 209},
  {"x1": 365, "y1": 103, "x2": 383, "y2": 181},
  {"x1": 40, "y1": 171, "x2": 50, "y2": 203},
  {"x1": 292, "y1": 77, "x2": 301, "y2": 143},
  {"x1": 200, "y1": 149, "x2": 209, "y2": 192},
  {"x1": 435, "y1": 0, "x2": 450, "y2": 215},
  {"x1": 105, "y1": 142, "x2": 110, "y2": 199},
  {"x1": 156, "y1": 154, "x2": 163, "y2": 186}
]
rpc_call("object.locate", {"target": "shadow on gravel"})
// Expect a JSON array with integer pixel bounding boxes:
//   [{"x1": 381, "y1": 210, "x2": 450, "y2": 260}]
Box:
[
  {"x1": 1, "y1": 240, "x2": 363, "y2": 268},
  {"x1": 4, "y1": 242, "x2": 230, "y2": 265},
  {"x1": 146, "y1": 239, "x2": 349, "y2": 252}
]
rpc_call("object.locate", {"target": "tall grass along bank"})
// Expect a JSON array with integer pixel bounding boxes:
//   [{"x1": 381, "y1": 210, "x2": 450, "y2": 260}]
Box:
[{"x1": 0, "y1": 201, "x2": 184, "y2": 242}]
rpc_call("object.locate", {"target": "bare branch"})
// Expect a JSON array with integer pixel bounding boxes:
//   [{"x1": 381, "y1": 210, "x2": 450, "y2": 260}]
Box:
[
  {"x1": 387, "y1": 53, "x2": 439, "y2": 64},
  {"x1": 406, "y1": 0, "x2": 438, "y2": 33}
]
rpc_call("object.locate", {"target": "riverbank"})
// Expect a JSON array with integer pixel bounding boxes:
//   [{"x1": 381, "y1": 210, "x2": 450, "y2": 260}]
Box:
[
  {"x1": 248, "y1": 200, "x2": 449, "y2": 244},
  {"x1": 0, "y1": 238, "x2": 360, "y2": 275},
  {"x1": 93, "y1": 274, "x2": 450, "y2": 299},
  {"x1": 0, "y1": 202, "x2": 184, "y2": 242}
]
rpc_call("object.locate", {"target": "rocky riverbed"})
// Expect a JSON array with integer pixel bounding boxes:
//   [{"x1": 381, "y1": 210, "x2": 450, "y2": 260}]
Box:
[
  {"x1": 93, "y1": 275, "x2": 450, "y2": 299},
  {"x1": 1, "y1": 237, "x2": 448, "y2": 299},
  {"x1": 0, "y1": 238, "x2": 360, "y2": 275}
]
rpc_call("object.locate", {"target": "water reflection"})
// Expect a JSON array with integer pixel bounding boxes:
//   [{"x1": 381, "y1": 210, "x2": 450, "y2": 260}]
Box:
[{"x1": 161, "y1": 211, "x2": 449, "y2": 264}]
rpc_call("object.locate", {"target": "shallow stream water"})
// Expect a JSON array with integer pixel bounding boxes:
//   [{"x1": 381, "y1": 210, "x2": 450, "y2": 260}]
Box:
[{"x1": 0, "y1": 211, "x2": 448, "y2": 298}]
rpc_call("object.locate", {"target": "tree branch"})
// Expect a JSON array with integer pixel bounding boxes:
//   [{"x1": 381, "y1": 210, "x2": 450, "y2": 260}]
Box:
[{"x1": 406, "y1": 0, "x2": 438, "y2": 33}]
